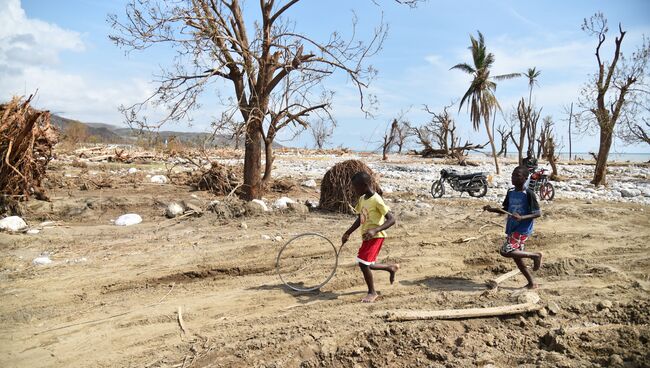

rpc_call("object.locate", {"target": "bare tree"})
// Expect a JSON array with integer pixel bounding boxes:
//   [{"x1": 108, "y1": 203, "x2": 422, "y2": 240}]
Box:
[
  {"x1": 510, "y1": 98, "x2": 541, "y2": 164},
  {"x1": 310, "y1": 118, "x2": 334, "y2": 150},
  {"x1": 496, "y1": 124, "x2": 512, "y2": 157},
  {"x1": 109, "y1": 0, "x2": 387, "y2": 199},
  {"x1": 381, "y1": 119, "x2": 399, "y2": 160},
  {"x1": 537, "y1": 116, "x2": 553, "y2": 159},
  {"x1": 562, "y1": 103, "x2": 575, "y2": 160},
  {"x1": 578, "y1": 12, "x2": 650, "y2": 185},
  {"x1": 410, "y1": 104, "x2": 485, "y2": 158}
]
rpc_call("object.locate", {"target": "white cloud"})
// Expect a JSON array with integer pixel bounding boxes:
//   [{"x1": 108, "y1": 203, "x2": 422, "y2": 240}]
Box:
[
  {"x1": 0, "y1": 0, "x2": 157, "y2": 126},
  {"x1": 0, "y1": 0, "x2": 84, "y2": 70}
]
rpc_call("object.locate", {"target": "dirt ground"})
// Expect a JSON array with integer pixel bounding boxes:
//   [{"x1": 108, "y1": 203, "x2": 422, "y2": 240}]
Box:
[{"x1": 1, "y1": 159, "x2": 649, "y2": 368}]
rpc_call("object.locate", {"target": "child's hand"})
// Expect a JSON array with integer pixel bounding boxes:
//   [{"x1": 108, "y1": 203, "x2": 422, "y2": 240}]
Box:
[
  {"x1": 363, "y1": 228, "x2": 378, "y2": 240},
  {"x1": 511, "y1": 212, "x2": 523, "y2": 221},
  {"x1": 341, "y1": 232, "x2": 350, "y2": 245},
  {"x1": 483, "y1": 205, "x2": 492, "y2": 211}
]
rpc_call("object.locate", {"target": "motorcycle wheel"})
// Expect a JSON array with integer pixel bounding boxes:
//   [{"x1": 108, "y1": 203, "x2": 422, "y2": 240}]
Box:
[
  {"x1": 468, "y1": 181, "x2": 488, "y2": 198},
  {"x1": 539, "y1": 182, "x2": 555, "y2": 201},
  {"x1": 431, "y1": 179, "x2": 444, "y2": 198}
]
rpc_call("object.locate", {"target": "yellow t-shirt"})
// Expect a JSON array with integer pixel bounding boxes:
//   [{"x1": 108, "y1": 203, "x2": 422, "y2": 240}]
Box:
[{"x1": 354, "y1": 193, "x2": 390, "y2": 239}]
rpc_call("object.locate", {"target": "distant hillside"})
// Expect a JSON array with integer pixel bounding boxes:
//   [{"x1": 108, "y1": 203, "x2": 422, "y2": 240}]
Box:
[{"x1": 50, "y1": 114, "x2": 284, "y2": 148}]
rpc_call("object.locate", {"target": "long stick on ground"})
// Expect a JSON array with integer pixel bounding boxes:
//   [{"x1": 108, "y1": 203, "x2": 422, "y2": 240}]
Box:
[
  {"x1": 383, "y1": 302, "x2": 541, "y2": 322},
  {"x1": 177, "y1": 306, "x2": 188, "y2": 335},
  {"x1": 486, "y1": 269, "x2": 521, "y2": 289}
]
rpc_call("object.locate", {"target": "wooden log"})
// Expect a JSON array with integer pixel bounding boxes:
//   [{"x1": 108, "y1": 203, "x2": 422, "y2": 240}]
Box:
[
  {"x1": 486, "y1": 269, "x2": 521, "y2": 289},
  {"x1": 384, "y1": 302, "x2": 541, "y2": 322}
]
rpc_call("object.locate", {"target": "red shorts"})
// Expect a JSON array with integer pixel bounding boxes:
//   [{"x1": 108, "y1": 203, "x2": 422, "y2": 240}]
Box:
[
  {"x1": 356, "y1": 238, "x2": 385, "y2": 265},
  {"x1": 501, "y1": 232, "x2": 528, "y2": 254}
]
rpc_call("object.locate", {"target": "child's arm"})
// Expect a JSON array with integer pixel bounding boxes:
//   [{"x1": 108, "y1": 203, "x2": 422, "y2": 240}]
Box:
[
  {"x1": 483, "y1": 205, "x2": 505, "y2": 214},
  {"x1": 342, "y1": 216, "x2": 361, "y2": 244},
  {"x1": 363, "y1": 212, "x2": 396, "y2": 240}
]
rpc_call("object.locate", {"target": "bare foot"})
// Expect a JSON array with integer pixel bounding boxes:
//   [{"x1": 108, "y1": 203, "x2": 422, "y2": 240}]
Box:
[
  {"x1": 389, "y1": 264, "x2": 400, "y2": 284},
  {"x1": 533, "y1": 252, "x2": 543, "y2": 271},
  {"x1": 526, "y1": 283, "x2": 539, "y2": 289},
  {"x1": 361, "y1": 293, "x2": 379, "y2": 303}
]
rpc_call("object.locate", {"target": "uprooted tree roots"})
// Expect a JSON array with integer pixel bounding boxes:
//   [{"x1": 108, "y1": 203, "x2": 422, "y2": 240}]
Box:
[
  {"x1": 192, "y1": 162, "x2": 242, "y2": 195},
  {"x1": 319, "y1": 159, "x2": 382, "y2": 213},
  {"x1": 1, "y1": 96, "x2": 58, "y2": 211}
]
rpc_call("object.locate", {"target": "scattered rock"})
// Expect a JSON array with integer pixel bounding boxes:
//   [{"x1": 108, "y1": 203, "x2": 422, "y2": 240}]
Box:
[
  {"x1": 305, "y1": 199, "x2": 319, "y2": 208},
  {"x1": 250, "y1": 199, "x2": 269, "y2": 212},
  {"x1": 0, "y1": 216, "x2": 27, "y2": 232},
  {"x1": 26, "y1": 229, "x2": 40, "y2": 235},
  {"x1": 301, "y1": 179, "x2": 317, "y2": 188},
  {"x1": 150, "y1": 175, "x2": 168, "y2": 184},
  {"x1": 608, "y1": 354, "x2": 624, "y2": 367},
  {"x1": 620, "y1": 188, "x2": 641, "y2": 198},
  {"x1": 127, "y1": 167, "x2": 138, "y2": 174},
  {"x1": 33, "y1": 256, "x2": 52, "y2": 265},
  {"x1": 274, "y1": 196, "x2": 296, "y2": 209},
  {"x1": 274, "y1": 236, "x2": 283, "y2": 242},
  {"x1": 399, "y1": 211, "x2": 419, "y2": 221},
  {"x1": 165, "y1": 202, "x2": 185, "y2": 218},
  {"x1": 115, "y1": 214, "x2": 142, "y2": 226},
  {"x1": 538, "y1": 308, "x2": 549, "y2": 318},
  {"x1": 287, "y1": 202, "x2": 309, "y2": 214},
  {"x1": 183, "y1": 201, "x2": 203, "y2": 215},
  {"x1": 598, "y1": 300, "x2": 613, "y2": 310},
  {"x1": 240, "y1": 222, "x2": 248, "y2": 230},
  {"x1": 261, "y1": 235, "x2": 271, "y2": 240},
  {"x1": 547, "y1": 301, "x2": 561, "y2": 315}
]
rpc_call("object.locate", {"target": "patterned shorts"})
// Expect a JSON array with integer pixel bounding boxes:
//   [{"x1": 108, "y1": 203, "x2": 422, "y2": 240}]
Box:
[{"x1": 501, "y1": 232, "x2": 528, "y2": 254}]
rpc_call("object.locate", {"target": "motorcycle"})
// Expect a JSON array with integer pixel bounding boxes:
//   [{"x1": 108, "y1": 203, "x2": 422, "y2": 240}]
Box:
[
  {"x1": 431, "y1": 169, "x2": 488, "y2": 198},
  {"x1": 528, "y1": 167, "x2": 555, "y2": 201}
]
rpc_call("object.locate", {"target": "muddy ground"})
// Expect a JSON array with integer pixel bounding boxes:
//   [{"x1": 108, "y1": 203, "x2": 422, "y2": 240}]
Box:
[{"x1": 1, "y1": 155, "x2": 649, "y2": 368}]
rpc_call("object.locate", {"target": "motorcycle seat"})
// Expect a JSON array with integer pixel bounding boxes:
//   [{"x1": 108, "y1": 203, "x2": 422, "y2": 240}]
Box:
[{"x1": 457, "y1": 173, "x2": 483, "y2": 180}]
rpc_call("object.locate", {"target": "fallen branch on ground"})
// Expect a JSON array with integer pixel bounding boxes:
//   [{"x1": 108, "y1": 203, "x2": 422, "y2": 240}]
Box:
[
  {"x1": 177, "y1": 306, "x2": 188, "y2": 335},
  {"x1": 382, "y1": 301, "x2": 541, "y2": 322},
  {"x1": 486, "y1": 269, "x2": 522, "y2": 289}
]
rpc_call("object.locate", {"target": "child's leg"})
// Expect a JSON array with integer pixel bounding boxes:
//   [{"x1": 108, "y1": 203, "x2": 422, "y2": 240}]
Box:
[
  {"x1": 369, "y1": 263, "x2": 400, "y2": 284},
  {"x1": 501, "y1": 250, "x2": 542, "y2": 289},
  {"x1": 359, "y1": 264, "x2": 378, "y2": 302}
]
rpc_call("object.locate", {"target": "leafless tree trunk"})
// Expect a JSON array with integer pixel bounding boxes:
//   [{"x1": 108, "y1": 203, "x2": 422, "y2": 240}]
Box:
[
  {"x1": 510, "y1": 98, "x2": 541, "y2": 165},
  {"x1": 109, "y1": 0, "x2": 387, "y2": 199},
  {"x1": 496, "y1": 124, "x2": 512, "y2": 157},
  {"x1": 538, "y1": 116, "x2": 553, "y2": 160},
  {"x1": 310, "y1": 118, "x2": 334, "y2": 150},
  {"x1": 382, "y1": 119, "x2": 399, "y2": 160},
  {"x1": 579, "y1": 13, "x2": 650, "y2": 185}
]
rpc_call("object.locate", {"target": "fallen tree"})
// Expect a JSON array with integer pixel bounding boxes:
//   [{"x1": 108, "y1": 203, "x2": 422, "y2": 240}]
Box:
[{"x1": 0, "y1": 96, "x2": 58, "y2": 209}]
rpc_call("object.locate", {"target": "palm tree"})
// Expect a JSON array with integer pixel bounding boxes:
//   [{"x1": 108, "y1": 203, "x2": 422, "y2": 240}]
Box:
[
  {"x1": 524, "y1": 67, "x2": 541, "y2": 107},
  {"x1": 452, "y1": 31, "x2": 520, "y2": 174},
  {"x1": 524, "y1": 67, "x2": 541, "y2": 157}
]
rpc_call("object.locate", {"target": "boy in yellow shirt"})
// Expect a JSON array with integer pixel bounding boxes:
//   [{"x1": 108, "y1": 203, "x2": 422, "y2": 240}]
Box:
[{"x1": 341, "y1": 172, "x2": 399, "y2": 303}]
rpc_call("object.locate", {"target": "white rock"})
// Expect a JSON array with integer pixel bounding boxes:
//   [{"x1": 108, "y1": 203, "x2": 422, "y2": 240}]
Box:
[
  {"x1": 26, "y1": 229, "x2": 40, "y2": 235},
  {"x1": 251, "y1": 199, "x2": 269, "y2": 212},
  {"x1": 274, "y1": 196, "x2": 296, "y2": 209},
  {"x1": 620, "y1": 188, "x2": 641, "y2": 198},
  {"x1": 127, "y1": 167, "x2": 138, "y2": 174},
  {"x1": 301, "y1": 179, "x2": 317, "y2": 188},
  {"x1": 165, "y1": 202, "x2": 185, "y2": 218},
  {"x1": 240, "y1": 222, "x2": 248, "y2": 229},
  {"x1": 39, "y1": 221, "x2": 56, "y2": 227},
  {"x1": 261, "y1": 234, "x2": 271, "y2": 240},
  {"x1": 0, "y1": 216, "x2": 27, "y2": 232},
  {"x1": 115, "y1": 214, "x2": 142, "y2": 226},
  {"x1": 274, "y1": 236, "x2": 283, "y2": 242},
  {"x1": 33, "y1": 256, "x2": 52, "y2": 265},
  {"x1": 150, "y1": 175, "x2": 168, "y2": 184}
]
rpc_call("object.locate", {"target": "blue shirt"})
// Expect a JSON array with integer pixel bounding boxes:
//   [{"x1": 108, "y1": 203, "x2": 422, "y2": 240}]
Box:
[{"x1": 502, "y1": 188, "x2": 540, "y2": 235}]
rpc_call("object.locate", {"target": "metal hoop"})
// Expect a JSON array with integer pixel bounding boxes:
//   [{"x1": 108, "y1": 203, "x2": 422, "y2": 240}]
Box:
[{"x1": 275, "y1": 232, "x2": 339, "y2": 292}]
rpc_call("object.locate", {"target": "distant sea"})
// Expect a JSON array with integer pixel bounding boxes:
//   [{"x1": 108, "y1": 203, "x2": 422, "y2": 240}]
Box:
[{"x1": 469, "y1": 152, "x2": 650, "y2": 163}]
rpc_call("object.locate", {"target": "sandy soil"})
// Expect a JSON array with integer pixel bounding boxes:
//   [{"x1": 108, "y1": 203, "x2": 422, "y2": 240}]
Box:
[{"x1": 1, "y1": 155, "x2": 649, "y2": 368}]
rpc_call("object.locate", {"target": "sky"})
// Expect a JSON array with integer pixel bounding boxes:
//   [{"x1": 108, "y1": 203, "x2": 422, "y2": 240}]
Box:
[{"x1": 1, "y1": 0, "x2": 649, "y2": 154}]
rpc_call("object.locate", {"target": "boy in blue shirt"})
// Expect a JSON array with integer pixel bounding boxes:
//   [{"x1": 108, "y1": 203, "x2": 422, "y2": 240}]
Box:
[{"x1": 484, "y1": 166, "x2": 543, "y2": 289}]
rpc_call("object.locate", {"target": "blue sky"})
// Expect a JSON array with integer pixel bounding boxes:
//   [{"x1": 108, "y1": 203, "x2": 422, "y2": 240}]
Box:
[{"x1": 2, "y1": 0, "x2": 649, "y2": 154}]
